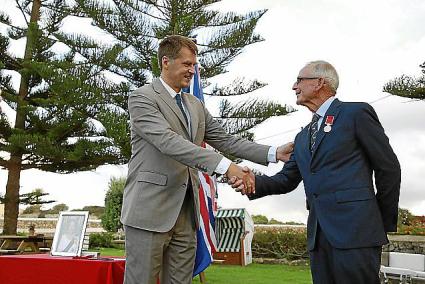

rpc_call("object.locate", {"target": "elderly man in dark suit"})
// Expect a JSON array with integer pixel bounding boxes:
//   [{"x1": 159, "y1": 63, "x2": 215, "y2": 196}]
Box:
[
  {"x1": 231, "y1": 60, "x2": 401, "y2": 284},
  {"x1": 121, "y1": 35, "x2": 293, "y2": 284}
]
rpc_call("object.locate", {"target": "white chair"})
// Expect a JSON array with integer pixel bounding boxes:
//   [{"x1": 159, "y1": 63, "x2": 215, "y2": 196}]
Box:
[
  {"x1": 413, "y1": 271, "x2": 425, "y2": 282},
  {"x1": 380, "y1": 252, "x2": 425, "y2": 284},
  {"x1": 380, "y1": 266, "x2": 414, "y2": 283}
]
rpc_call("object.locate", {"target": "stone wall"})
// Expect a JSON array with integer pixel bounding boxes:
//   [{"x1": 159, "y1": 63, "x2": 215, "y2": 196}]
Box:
[
  {"x1": 385, "y1": 235, "x2": 425, "y2": 254},
  {"x1": 1, "y1": 219, "x2": 424, "y2": 253},
  {"x1": 0, "y1": 217, "x2": 105, "y2": 235}
]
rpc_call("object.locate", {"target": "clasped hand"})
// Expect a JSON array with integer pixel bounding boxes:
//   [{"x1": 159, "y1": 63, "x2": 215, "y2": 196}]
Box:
[
  {"x1": 225, "y1": 142, "x2": 294, "y2": 195},
  {"x1": 228, "y1": 166, "x2": 255, "y2": 195},
  {"x1": 225, "y1": 163, "x2": 255, "y2": 195}
]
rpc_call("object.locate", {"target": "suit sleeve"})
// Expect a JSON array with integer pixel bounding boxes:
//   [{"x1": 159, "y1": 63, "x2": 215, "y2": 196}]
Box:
[
  {"x1": 355, "y1": 103, "x2": 401, "y2": 232},
  {"x1": 129, "y1": 92, "x2": 223, "y2": 175},
  {"x1": 249, "y1": 135, "x2": 303, "y2": 200},
  {"x1": 202, "y1": 104, "x2": 271, "y2": 165}
]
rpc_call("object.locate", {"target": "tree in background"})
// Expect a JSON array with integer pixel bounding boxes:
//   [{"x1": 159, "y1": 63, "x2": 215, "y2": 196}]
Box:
[
  {"x1": 268, "y1": 218, "x2": 284, "y2": 225},
  {"x1": 2, "y1": 188, "x2": 55, "y2": 216},
  {"x1": 252, "y1": 214, "x2": 269, "y2": 224},
  {"x1": 1, "y1": 0, "x2": 294, "y2": 234},
  {"x1": 18, "y1": 188, "x2": 55, "y2": 217},
  {"x1": 78, "y1": 0, "x2": 294, "y2": 146},
  {"x1": 18, "y1": 188, "x2": 55, "y2": 206},
  {"x1": 101, "y1": 177, "x2": 125, "y2": 232},
  {"x1": 45, "y1": 203, "x2": 69, "y2": 214},
  {"x1": 80, "y1": 205, "x2": 105, "y2": 219},
  {"x1": 384, "y1": 61, "x2": 425, "y2": 100},
  {"x1": 22, "y1": 204, "x2": 42, "y2": 215},
  {"x1": 0, "y1": 0, "x2": 129, "y2": 234}
]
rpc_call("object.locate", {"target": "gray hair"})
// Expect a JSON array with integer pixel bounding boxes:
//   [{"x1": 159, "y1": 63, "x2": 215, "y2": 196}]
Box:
[{"x1": 306, "y1": 60, "x2": 339, "y2": 93}]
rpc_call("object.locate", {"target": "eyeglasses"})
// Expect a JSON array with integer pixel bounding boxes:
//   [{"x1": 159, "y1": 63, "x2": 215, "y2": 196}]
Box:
[{"x1": 296, "y1": 77, "x2": 320, "y2": 84}]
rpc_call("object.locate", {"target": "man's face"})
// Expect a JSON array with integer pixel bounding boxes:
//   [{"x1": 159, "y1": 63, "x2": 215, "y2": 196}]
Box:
[
  {"x1": 292, "y1": 66, "x2": 320, "y2": 107},
  {"x1": 162, "y1": 46, "x2": 196, "y2": 92}
]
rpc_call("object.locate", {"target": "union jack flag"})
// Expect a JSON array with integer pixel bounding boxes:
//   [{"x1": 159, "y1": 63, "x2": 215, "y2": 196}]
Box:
[{"x1": 183, "y1": 64, "x2": 218, "y2": 277}]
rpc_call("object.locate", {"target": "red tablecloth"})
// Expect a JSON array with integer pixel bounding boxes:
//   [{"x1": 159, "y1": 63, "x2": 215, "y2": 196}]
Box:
[{"x1": 0, "y1": 254, "x2": 125, "y2": 284}]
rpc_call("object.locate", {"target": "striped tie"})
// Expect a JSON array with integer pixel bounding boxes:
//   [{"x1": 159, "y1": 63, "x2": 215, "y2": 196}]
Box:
[{"x1": 310, "y1": 113, "x2": 320, "y2": 152}]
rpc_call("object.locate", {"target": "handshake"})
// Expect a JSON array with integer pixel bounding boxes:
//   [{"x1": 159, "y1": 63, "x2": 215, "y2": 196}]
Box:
[{"x1": 225, "y1": 142, "x2": 294, "y2": 195}]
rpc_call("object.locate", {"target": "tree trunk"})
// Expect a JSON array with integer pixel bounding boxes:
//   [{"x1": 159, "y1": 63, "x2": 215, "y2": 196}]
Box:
[
  {"x1": 2, "y1": 0, "x2": 41, "y2": 235},
  {"x1": 2, "y1": 156, "x2": 22, "y2": 235}
]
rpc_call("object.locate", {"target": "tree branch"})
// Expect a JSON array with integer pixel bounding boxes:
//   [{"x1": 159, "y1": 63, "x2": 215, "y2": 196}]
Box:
[{"x1": 15, "y1": 0, "x2": 30, "y2": 26}]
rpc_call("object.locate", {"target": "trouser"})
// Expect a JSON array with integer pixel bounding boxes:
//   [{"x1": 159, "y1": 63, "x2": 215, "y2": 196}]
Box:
[
  {"x1": 309, "y1": 225, "x2": 382, "y2": 284},
  {"x1": 124, "y1": 190, "x2": 196, "y2": 284}
]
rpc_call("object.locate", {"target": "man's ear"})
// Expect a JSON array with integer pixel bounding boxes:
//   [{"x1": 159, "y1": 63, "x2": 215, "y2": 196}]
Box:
[
  {"x1": 162, "y1": 56, "x2": 169, "y2": 70},
  {"x1": 316, "y1": 77, "x2": 325, "y2": 90}
]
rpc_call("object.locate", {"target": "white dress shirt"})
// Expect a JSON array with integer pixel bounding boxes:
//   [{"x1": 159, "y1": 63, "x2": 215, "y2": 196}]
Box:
[{"x1": 315, "y1": 96, "x2": 336, "y2": 127}]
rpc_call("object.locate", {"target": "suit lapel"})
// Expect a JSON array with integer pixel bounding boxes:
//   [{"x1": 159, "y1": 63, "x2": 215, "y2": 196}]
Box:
[
  {"x1": 152, "y1": 78, "x2": 191, "y2": 136},
  {"x1": 311, "y1": 99, "x2": 342, "y2": 159},
  {"x1": 300, "y1": 126, "x2": 312, "y2": 158}
]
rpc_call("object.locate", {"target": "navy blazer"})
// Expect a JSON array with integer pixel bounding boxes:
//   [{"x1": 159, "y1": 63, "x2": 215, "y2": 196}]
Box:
[{"x1": 252, "y1": 99, "x2": 401, "y2": 250}]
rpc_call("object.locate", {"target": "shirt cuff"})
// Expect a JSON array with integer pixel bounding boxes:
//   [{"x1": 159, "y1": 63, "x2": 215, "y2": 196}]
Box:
[
  {"x1": 215, "y1": 157, "x2": 232, "y2": 175},
  {"x1": 268, "y1": 146, "x2": 277, "y2": 163}
]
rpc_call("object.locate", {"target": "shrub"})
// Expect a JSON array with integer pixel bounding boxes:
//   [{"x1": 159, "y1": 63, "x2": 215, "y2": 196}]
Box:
[
  {"x1": 82, "y1": 206, "x2": 105, "y2": 219},
  {"x1": 22, "y1": 204, "x2": 42, "y2": 214},
  {"x1": 252, "y1": 227, "x2": 308, "y2": 260},
  {"x1": 45, "y1": 203, "x2": 69, "y2": 215},
  {"x1": 101, "y1": 177, "x2": 126, "y2": 232},
  {"x1": 394, "y1": 208, "x2": 425, "y2": 235},
  {"x1": 89, "y1": 232, "x2": 115, "y2": 248},
  {"x1": 398, "y1": 208, "x2": 414, "y2": 227},
  {"x1": 252, "y1": 215, "x2": 269, "y2": 224}
]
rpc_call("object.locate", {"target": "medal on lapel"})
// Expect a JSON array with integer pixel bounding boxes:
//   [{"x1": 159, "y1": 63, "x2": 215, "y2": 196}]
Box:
[{"x1": 323, "y1": 115, "x2": 334, "y2": 133}]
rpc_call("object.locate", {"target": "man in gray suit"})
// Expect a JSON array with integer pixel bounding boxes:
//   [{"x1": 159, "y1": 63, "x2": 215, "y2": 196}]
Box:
[{"x1": 121, "y1": 35, "x2": 293, "y2": 284}]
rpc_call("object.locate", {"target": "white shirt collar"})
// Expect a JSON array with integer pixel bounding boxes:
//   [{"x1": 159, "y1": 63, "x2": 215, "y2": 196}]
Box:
[
  {"x1": 159, "y1": 77, "x2": 180, "y2": 98},
  {"x1": 315, "y1": 96, "x2": 336, "y2": 118}
]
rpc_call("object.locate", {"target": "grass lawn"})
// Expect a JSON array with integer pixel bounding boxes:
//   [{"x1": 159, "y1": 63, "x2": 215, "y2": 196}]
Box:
[
  {"x1": 95, "y1": 247, "x2": 312, "y2": 283},
  {"x1": 192, "y1": 264, "x2": 312, "y2": 284},
  {"x1": 94, "y1": 247, "x2": 126, "y2": 257}
]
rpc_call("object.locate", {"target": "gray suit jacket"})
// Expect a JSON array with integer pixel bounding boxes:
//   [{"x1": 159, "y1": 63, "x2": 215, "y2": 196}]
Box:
[{"x1": 121, "y1": 78, "x2": 271, "y2": 232}]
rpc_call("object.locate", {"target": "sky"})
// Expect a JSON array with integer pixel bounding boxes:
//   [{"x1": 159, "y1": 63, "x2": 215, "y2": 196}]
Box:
[{"x1": 1, "y1": 0, "x2": 425, "y2": 223}]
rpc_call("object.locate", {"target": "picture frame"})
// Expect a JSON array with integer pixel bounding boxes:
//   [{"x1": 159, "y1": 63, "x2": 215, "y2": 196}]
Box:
[{"x1": 50, "y1": 211, "x2": 89, "y2": 257}]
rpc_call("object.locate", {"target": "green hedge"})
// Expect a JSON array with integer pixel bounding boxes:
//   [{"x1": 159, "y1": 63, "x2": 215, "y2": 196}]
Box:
[
  {"x1": 89, "y1": 232, "x2": 115, "y2": 248},
  {"x1": 252, "y1": 227, "x2": 308, "y2": 260}
]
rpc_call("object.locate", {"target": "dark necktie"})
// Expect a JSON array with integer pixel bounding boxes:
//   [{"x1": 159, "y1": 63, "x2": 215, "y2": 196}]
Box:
[
  {"x1": 175, "y1": 93, "x2": 188, "y2": 125},
  {"x1": 310, "y1": 113, "x2": 320, "y2": 152}
]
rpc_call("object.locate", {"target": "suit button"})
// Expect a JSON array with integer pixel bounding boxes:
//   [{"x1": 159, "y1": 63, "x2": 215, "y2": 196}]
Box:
[
  {"x1": 182, "y1": 183, "x2": 187, "y2": 188},
  {"x1": 313, "y1": 193, "x2": 318, "y2": 198}
]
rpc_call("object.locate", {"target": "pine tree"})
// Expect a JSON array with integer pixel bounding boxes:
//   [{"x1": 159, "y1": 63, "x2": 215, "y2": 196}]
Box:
[
  {"x1": 384, "y1": 61, "x2": 425, "y2": 100},
  {"x1": 0, "y1": 0, "x2": 130, "y2": 234},
  {"x1": 78, "y1": 0, "x2": 294, "y2": 145}
]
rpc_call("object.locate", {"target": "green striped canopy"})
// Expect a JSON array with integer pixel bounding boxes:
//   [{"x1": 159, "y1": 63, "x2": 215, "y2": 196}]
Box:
[{"x1": 216, "y1": 209, "x2": 248, "y2": 252}]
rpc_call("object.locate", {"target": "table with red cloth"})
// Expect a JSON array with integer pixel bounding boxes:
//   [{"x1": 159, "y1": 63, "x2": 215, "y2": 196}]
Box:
[{"x1": 0, "y1": 254, "x2": 125, "y2": 284}]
